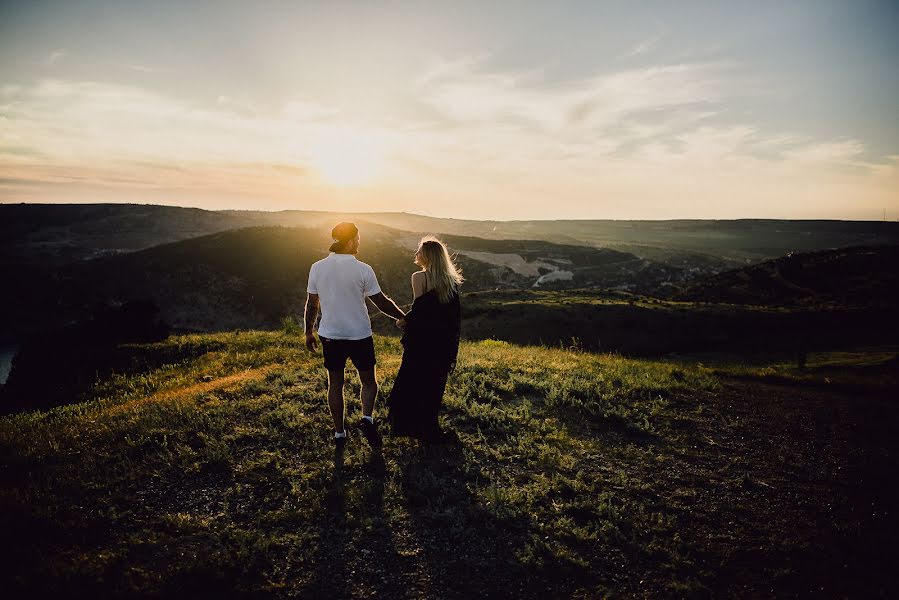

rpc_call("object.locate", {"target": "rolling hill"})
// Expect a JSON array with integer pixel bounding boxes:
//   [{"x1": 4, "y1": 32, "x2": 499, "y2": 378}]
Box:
[
  {"x1": 1, "y1": 223, "x2": 682, "y2": 341},
  {"x1": 242, "y1": 210, "x2": 899, "y2": 266},
  {"x1": 0, "y1": 203, "x2": 249, "y2": 265},
  {"x1": 7, "y1": 203, "x2": 899, "y2": 272},
  {"x1": 674, "y1": 245, "x2": 899, "y2": 307}
]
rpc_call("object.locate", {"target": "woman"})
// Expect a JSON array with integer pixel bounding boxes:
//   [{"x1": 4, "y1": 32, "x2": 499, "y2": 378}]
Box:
[{"x1": 388, "y1": 236, "x2": 463, "y2": 441}]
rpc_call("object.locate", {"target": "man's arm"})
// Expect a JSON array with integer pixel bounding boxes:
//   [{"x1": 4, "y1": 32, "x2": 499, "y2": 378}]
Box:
[
  {"x1": 304, "y1": 293, "x2": 320, "y2": 352},
  {"x1": 368, "y1": 292, "x2": 406, "y2": 321}
]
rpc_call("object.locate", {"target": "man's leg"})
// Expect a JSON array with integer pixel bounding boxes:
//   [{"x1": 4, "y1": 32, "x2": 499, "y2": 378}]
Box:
[
  {"x1": 359, "y1": 367, "x2": 378, "y2": 418},
  {"x1": 357, "y1": 367, "x2": 382, "y2": 448},
  {"x1": 327, "y1": 369, "x2": 346, "y2": 433}
]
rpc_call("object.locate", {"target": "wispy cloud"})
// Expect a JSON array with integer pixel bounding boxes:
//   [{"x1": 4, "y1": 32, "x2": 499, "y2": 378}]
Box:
[
  {"x1": 416, "y1": 58, "x2": 725, "y2": 134},
  {"x1": 46, "y1": 49, "x2": 68, "y2": 66},
  {"x1": 623, "y1": 23, "x2": 667, "y2": 58},
  {"x1": 126, "y1": 64, "x2": 160, "y2": 73}
]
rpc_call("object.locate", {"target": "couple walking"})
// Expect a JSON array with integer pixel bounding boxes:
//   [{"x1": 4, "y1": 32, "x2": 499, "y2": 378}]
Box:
[{"x1": 303, "y1": 222, "x2": 463, "y2": 454}]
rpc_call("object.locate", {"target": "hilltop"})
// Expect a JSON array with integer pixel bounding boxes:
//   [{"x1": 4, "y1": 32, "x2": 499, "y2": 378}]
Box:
[{"x1": 1, "y1": 332, "x2": 895, "y2": 598}]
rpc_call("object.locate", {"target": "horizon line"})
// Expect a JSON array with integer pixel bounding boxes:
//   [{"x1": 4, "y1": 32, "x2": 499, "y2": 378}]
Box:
[{"x1": 2, "y1": 200, "x2": 898, "y2": 225}]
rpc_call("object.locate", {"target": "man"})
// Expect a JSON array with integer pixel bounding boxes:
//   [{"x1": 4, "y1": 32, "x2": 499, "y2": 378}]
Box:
[{"x1": 304, "y1": 222, "x2": 406, "y2": 455}]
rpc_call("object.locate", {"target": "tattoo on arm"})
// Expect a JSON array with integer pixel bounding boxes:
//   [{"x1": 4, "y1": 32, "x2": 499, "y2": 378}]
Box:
[{"x1": 304, "y1": 294, "x2": 319, "y2": 334}]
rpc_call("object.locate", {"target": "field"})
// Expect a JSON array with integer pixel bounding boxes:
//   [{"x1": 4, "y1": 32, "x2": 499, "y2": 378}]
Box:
[{"x1": 2, "y1": 331, "x2": 895, "y2": 598}]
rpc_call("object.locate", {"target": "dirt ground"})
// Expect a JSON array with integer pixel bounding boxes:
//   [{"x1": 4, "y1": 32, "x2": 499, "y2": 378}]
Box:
[{"x1": 659, "y1": 377, "x2": 899, "y2": 598}]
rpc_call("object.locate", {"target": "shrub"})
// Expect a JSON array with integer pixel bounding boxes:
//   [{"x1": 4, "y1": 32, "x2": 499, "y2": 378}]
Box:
[{"x1": 281, "y1": 315, "x2": 302, "y2": 336}]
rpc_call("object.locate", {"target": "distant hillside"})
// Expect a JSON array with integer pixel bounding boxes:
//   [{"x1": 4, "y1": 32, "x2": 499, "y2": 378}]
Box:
[
  {"x1": 0, "y1": 203, "x2": 248, "y2": 265},
  {"x1": 4, "y1": 224, "x2": 614, "y2": 339},
  {"x1": 257, "y1": 211, "x2": 899, "y2": 266},
  {"x1": 5, "y1": 204, "x2": 898, "y2": 345},
  {"x1": 400, "y1": 233, "x2": 686, "y2": 293},
  {"x1": 7, "y1": 204, "x2": 899, "y2": 273},
  {"x1": 1, "y1": 225, "x2": 464, "y2": 338},
  {"x1": 3, "y1": 222, "x2": 691, "y2": 341},
  {"x1": 674, "y1": 245, "x2": 899, "y2": 307}
]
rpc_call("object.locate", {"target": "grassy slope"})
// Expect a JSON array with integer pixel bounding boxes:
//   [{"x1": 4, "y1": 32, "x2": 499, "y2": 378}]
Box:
[
  {"x1": 1, "y1": 333, "x2": 895, "y2": 598},
  {"x1": 459, "y1": 289, "x2": 899, "y2": 356}
]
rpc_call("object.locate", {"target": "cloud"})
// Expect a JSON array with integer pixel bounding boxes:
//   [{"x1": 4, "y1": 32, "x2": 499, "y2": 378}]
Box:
[
  {"x1": 781, "y1": 140, "x2": 866, "y2": 165},
  {"x1": 46, "y1": 49, "x2": 68, "y2": 66},
  {"x1": 626, "y1": 37, "x2": 658, "y2": 58},
  {"x1": 0, "y1": 79, "x2": 354, "y2": 163},
  {"x1": 0, "y1": 65, "x2": 896, "y2": 220},
  {"x1": 409, "y1": 59, "x2": 897, "y2": 172},
  {"x1": 415, "y1": 58, "x2": 725, "y2": 133},
  {"x1": 126, "y1": 64, "x2": 161, "y2": 73}
]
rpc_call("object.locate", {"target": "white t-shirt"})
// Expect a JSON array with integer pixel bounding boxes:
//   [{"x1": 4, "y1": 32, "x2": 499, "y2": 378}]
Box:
[{"x1": 307, "y1": 253, "x2": 382, "y2": 340}]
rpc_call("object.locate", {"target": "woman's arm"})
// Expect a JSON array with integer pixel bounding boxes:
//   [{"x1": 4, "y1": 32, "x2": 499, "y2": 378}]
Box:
[{"x1": 411, "y1": 270, "x2": 426, "y2": 300}]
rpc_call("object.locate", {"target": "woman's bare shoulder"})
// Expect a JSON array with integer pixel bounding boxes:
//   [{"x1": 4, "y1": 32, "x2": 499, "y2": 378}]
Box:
[{"x1": 411, "y1": 270, "x2": 427, "y2": 281}]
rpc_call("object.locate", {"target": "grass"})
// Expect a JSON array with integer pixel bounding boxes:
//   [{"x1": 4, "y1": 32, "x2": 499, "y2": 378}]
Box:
[
  {"x1": 4, "y1": 332, "x2": 894, "y2": 597},
  {"x1": 690, "y1": 346, "x2": 899, "y2": 391}
]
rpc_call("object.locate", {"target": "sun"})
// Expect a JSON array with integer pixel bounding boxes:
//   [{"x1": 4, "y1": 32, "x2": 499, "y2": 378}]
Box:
[{"x1": 307, "y1": 127, "x2": 386, "y2": 186}]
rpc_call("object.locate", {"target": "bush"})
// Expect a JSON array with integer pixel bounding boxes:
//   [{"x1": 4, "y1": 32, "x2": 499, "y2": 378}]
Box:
[{"x1": 281, "y1": 315, "x2": 302, "y2": 336}]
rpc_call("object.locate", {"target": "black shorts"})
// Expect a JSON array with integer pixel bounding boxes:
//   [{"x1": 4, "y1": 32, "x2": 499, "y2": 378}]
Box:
[{"x1": 320, "y1": 336, "x2": 377, "y2": 372}]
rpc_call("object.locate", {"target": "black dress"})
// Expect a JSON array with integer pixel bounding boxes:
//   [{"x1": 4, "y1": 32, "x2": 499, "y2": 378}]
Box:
[{"x1": 388, "y1": 284, "x2": 461, "y2": 439}]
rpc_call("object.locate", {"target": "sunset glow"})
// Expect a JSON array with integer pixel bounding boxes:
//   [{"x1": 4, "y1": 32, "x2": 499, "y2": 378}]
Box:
[
  {"x1": 306, "y1": 127, "x2": 388, "y2": 187},
  {"x1": 0, "y1": 1, "x2": 897, "y2": 219}
]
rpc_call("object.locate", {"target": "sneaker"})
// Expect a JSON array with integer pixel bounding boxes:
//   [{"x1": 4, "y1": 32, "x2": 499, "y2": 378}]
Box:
[
  {"x1": 357, "y1": 418, "x2": 383, "y2": 448},
  {"x1": 333, "y1": 433, "x2": 347, "y2": 465}
]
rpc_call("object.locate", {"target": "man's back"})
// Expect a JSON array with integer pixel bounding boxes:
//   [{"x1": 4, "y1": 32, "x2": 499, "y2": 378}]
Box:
[{"x1": 307, "y1": 253, "x2": 381, "y2": 340}]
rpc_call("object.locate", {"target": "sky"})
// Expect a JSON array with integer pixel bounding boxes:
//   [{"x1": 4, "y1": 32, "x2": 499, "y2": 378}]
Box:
[{"x1": 1, "y1": 0, "x2": 897, "y2": 220}]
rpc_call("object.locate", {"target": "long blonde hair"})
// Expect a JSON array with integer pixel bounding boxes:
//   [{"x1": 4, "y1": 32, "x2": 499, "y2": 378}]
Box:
[{"x1": 418, "y1": 236, "x2": 463, "y2": 303}]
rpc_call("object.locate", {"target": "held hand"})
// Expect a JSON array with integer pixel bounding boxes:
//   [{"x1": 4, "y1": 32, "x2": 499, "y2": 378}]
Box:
[{"x1": 305, "y1": 333, "x2": 318, "y2": 353}]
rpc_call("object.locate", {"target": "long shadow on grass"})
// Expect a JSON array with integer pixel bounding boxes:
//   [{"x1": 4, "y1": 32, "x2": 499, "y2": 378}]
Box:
[
  {"x1": 394, "y1": 439, "x2": 596, "y2": 599},
  {"x1": 301, "y1": 448, "x2": 419, "y2": 599}
]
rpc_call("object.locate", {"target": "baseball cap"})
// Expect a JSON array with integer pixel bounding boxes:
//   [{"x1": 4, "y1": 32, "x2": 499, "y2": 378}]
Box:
[
  {"x1": 331, "y1": 222, "x2": 358, "y2": 242},
  {"x1": 329, "y1": 222, "x2": 359, "y2": 252}
]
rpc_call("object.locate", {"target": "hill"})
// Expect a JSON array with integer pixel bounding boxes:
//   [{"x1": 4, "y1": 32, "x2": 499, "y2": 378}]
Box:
[
  {"x1": 1, "y1": 332, "x2": 895, "y2": 598},
  {"x1": 674, "y1": 245, "x2": 899, "y2": 307},
  {"x1": 0, "y1": 203, "x2": 249, "y2": 265},
  {"x1": 7, "y1": 204, "x2": 899, "y2": 273},
  {"x1": 1, "y1": 224, "x2": 480, "y2": 339},
  {"x1": 2, "y1": 224, "x2": 679, "y2": 342},
  {"x1": 248, "y1": 210, "x2": 899, "y2": 267}
]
